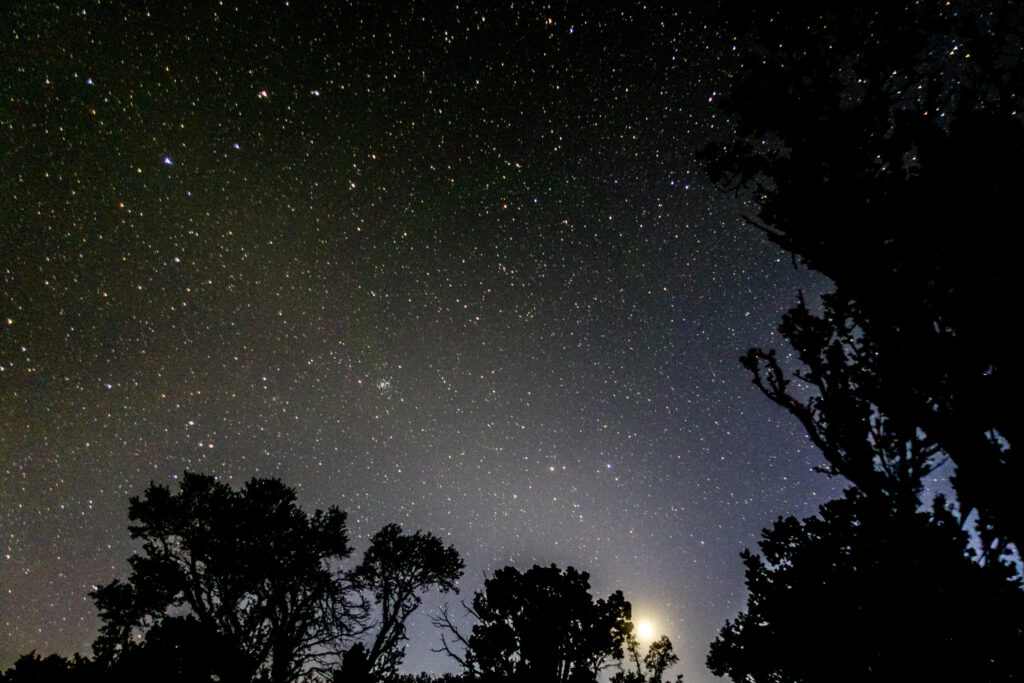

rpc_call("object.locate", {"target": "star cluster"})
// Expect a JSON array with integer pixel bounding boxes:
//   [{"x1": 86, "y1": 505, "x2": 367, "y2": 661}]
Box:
[{"x1": 1, "y1": 3, "x2": 837, "y2": 681}]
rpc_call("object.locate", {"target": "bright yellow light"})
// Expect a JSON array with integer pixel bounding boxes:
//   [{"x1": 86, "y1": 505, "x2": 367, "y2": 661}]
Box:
[{"x1": 636, "y1": 620, "x2": 654, "y2": 641}]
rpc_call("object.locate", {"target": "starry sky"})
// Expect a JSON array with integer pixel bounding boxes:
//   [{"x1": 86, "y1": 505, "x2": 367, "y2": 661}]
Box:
[{"x1": 1, "y1": 3, "x2": 841, "y2": 681}]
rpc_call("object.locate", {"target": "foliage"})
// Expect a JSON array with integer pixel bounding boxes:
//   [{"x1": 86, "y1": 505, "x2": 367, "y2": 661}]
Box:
[
  {"x1": 346, "y1": 524, "x2": 465, "y2": 680},
  {"x1": 613, "y1": 632, "x2": 645, "y2": 683},
  {"x1": 335, "y1": 643, "x2": 372, "y2": 683},
  {"x1": 707, "y1": 489, "x2": 1024, "y2": 682},
  {"x1": 705, "y1": 0, "x2": 1024, "y2": 555},
  {"x1": 740, "y1": 295, "x2": 944, "y2": 515},
  {"x1": 642, "y1": 636, "x2": 678, "y2": 683},
  {"x1": 435, "y1": 564, "x2": 633, "y2": 683},
  {"x1": 0, "y1": 652, "x2": 94, "y2": 683},
  {"x1": 611, "y1": 634, "x2": 679, "y2": 683},
  {"x1": 105, "y1": 615, "x2": 251, "y2": 683},
  {"x1": 90, "y1": 473, "x2": 359, "y2": 683},
  {"x1": 9, "y1": 474, "x2": 475, "y2": 683},
  {"x1": 704, "y1": 3, "x2": 1024, "y2": 680}
]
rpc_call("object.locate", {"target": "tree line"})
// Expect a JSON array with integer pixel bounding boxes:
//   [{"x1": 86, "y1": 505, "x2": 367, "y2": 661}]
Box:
[{"x1": 2, "y1": 473, "x2": 680, "y2": 683}]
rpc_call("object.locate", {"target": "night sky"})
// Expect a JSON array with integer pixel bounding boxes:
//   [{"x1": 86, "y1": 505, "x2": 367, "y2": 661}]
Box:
[{"x1": 1, "y1": 3, "x2": 841, "y2": 681}]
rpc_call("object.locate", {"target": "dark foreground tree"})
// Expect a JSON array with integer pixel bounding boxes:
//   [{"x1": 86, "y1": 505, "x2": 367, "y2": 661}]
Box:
[
  {"x1": 703, "y1": 5, "x2": 1024, "y2": 679},
  {"x1": 91, "y1": 473, "x2": 361, "y2": 683},
  {"x1": 104, "y1": 615, "x2": 251, "y2": 683},
  {"x1": 705, "y1": 1, "x2": 1024, "y2": 555},
  {"x1": 712, "y1": 299, "x2": 1024, "y2": 683},
  {"x1": 435, "y1": 564, "x2": 633, "y2": 683},
  {"x1": 707, "y1": 489, "x2": 1024, "y2": 683},
  {"x1": 740, "y1": 295, "x2": 945, "y2": 515},
  {"x1": 0, "y1": 652, "x2": 95, "y2": 683},
  {"x1": 718, "y1": 285, "x2": 1024, "y2": 679},
  {"x1": 334, "y1": 643, "x2": 371, "y2": 683},
  {"x1": 346, "y1": 523, "x2": 465, "y2": 680}
]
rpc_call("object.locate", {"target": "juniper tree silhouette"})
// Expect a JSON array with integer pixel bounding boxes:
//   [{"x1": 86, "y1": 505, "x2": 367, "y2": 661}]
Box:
[
  {"x1": 348, "y1": 523, "x2": 464, "y2": 680},
  {"x1": 704, "y1": 1, "x2": 1024, "y2": 557},
  {"x1": 703, "y1": 3, "x2": 1024, "y2": 680},
  {"x1": 642, "y1": 636, "x2": 678, "y2": 683},
  {"x1": 90, "y1": 473, "x2": 363, "y2": 683},
  {"x1": 105, "y1": 616, "x2": 251, "y2": 683},
  {"x1": 434, "y1": 564, "x2": 633, "y2": 683},
  {"x1": 612, "y1": 633, "x2": 680, "y2": 683},
  {"x1": 0, "y1": 652, "x2": 94, "y2": 683},
  {"x1": 707, "y1": 490, "x2": 1024, "y2": 682},
  {"x1": 10, "y1": 474, "x2": 471, "y2": 683}
]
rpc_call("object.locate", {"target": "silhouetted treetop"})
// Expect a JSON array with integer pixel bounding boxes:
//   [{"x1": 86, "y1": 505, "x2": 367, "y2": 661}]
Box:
[
  {"x1": 705, "y1": 5, "x2": 1024, "y2": 681},
  {"x1": 707, "y1": 489, "x2": 1024, "y2": 683},
  {"x1": 349, "y1": 523, "x2": 465, "y2": 679},
  {"x1": 91, "y1": 473, "x2": 359, "y2": 683},
  {"x1": 706, "y1": 0, "x2": 1024, "y2": 556},
  {"x1": 435, "y1": 563, "x2": 634, "y2": 683}
]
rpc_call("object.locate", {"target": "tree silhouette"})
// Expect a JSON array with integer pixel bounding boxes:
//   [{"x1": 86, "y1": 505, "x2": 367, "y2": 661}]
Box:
[
  {"x1": 614, "y1": 631, "x2": 645, "y2": 683},
  {"x1": 436, "y1": 564, "x2": 632, "y2": 683},
  {"x1": 90, "y1": 473, "x2": 361, "y2": 683},
  {"x1": 0, "y1": 652, "x2": 93, "y2": 683},
  {"x1": 7, "y1": 474, "x2": 477, "y2": 683},
  {"x1": 707, "y1": 489, "x2": 1024, "y2": 682},
  {"x1": 335, "y1": 642, "x2": 371, "y2": 683},
  {"x1": 105, "y1": 615, "x2": 251, "y2": 683},
  {"x1": 720, "y1": 270, "x2": 1024, "y2": 679},
  {"x1": 705, "y1": 1, "x2": 1024, "y2": 556},
  {"x1": 611, "y1": 634, "x2": 680, "y2": 683},
  {"x1": 349, "y1": 523, "x2": 465, "y2": 680},
  {"x1": 739, "y1": 295, "x2": 944, "y2": 515},
  {"x1": 642, "y1": 636, "x2": 678, "y2": 683},
  {"x1": 703, "y1": 4, "x2": 1024, "y2": 679}
]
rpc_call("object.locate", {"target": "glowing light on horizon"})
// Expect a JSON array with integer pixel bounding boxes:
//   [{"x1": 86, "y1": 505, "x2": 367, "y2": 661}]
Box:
[{"x1": 636, "y1": 619, "x2": 655, "y2": 641}]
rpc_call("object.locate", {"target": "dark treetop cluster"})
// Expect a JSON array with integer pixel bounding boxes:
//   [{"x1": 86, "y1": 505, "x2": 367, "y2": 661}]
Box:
[{"x1": 2, "y1": 472, "x2": 680, "y2": 683}]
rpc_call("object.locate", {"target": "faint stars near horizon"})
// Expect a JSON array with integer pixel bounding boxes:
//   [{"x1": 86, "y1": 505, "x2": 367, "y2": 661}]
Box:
[{"x1": 1, "y1": 3, "x2": 838, "y2": 682}]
